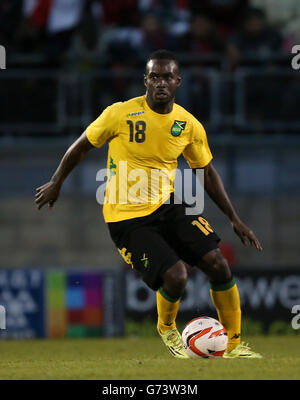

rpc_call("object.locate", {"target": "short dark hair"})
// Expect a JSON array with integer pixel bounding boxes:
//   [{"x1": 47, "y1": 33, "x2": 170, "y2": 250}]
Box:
[{"x1": 146, "y1": 49, "x2": 179, "y2": 68}]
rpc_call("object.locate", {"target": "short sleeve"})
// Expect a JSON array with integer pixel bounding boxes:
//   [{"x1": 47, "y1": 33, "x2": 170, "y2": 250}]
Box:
[
  {"x1": 85, "y1": 102, "x2": 121, "y2": 148},
  {"x1": 183, "y1": 119, "x2": 213, "y2": 169}
]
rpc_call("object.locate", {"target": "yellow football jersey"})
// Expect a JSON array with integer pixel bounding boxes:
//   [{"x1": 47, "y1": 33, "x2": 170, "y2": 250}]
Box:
[{"x1": 86, "y1": 95, "x2": 212, "y2": 222}]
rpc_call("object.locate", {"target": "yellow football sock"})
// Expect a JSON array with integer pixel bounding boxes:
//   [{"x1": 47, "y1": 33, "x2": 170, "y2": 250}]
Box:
[
  {"x1": 156, "y1": 288, "x2": 181, "y2": 334},
  {"x1": 210, "y1": 278, "x2": 241, "y2": 352}
]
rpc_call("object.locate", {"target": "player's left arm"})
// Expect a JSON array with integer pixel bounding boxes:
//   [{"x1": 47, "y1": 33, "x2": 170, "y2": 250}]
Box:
[{"x1": 194, "y1": 162, "x2": 263, "y2": 251}]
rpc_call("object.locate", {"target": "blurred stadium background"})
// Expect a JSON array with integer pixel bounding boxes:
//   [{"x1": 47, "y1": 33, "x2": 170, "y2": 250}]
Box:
[{"x1": 0, "y1": 0, "x2": 300, "y2": 341}]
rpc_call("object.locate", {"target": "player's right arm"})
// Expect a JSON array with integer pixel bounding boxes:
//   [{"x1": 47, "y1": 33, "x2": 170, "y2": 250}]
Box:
[
  {"x1": 35, "y1": 131, "x2": 93, "y2": 210},
  {"x1": 35, "y1": 103, "x2": 121, "y2": 210}
]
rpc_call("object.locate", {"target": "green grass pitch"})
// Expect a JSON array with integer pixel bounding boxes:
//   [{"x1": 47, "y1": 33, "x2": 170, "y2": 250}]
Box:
[{"x1": 0, "y1": 336, "x2": 299, "y2": 380}]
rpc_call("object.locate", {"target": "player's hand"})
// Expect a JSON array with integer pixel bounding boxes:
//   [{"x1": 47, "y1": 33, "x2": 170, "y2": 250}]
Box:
[
  {"x1": 231, "y1": 217, "x2": 262, "y2": 251},
  {"x1": 35, "y1": 181, "x2": 61, "y2": 210}
]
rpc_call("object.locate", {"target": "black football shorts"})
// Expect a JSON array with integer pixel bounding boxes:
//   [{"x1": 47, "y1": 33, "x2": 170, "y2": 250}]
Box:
[{"x1": 108, "y1": 199, "x2": 220, "y2": 291}]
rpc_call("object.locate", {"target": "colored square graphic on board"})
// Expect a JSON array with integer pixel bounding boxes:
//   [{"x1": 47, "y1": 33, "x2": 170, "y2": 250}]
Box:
[{"x1": 47, "y1": 271, "x2": 103, "y2": 338}]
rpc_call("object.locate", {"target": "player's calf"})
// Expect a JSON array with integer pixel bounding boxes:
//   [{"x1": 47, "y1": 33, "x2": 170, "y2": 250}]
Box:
[
  {"x1": 197, "y1": 249, "x2": 242, "y2": 353},
  {"x1": 157, "y1": 260, "x2": 187, "y2": 357}
]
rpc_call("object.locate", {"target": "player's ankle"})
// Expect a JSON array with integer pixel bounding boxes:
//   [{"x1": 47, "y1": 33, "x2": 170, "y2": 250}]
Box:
[
  {"x1": 226, "y1": 342, "x2": 240, "y2": 352},
  {"x1": 157, "y1": 322, "x2": 176, "y2": 334}
]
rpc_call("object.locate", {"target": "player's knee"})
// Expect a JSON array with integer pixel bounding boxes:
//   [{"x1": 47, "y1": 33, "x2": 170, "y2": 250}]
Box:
[
  {"x1": 162, "y1": 261, "x2": 187, "y2": 298},
  {"x1": 201, "y1": 249, "x2": 232, "y2": 284}
]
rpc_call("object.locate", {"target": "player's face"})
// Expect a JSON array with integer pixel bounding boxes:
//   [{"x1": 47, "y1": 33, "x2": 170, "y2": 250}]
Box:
[{"x1": 144, "y1": 59, "x2": 181, "y2": 106}]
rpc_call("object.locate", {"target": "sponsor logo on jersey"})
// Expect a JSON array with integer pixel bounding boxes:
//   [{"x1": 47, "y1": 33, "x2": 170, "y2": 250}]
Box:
[
  {"x1": 128, "y1": 111, "x2": 145, "y2": 117},
  {"x1": 171, "y1": 120, "x2": 186, "y2": 136}
]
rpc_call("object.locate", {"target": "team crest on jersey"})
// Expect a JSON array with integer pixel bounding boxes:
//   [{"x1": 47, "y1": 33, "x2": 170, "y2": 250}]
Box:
[
  {"x1": 171, "y1": 120, "x2": 186, "y2": 136},
  {"x1": 128, "y1": 111, "x2": 145, "y2": 117}
]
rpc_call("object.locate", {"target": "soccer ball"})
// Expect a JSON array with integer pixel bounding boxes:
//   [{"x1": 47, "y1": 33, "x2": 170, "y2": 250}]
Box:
[{"x1": 182, "y1": 316, "x2": 228, "y2": 359}]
